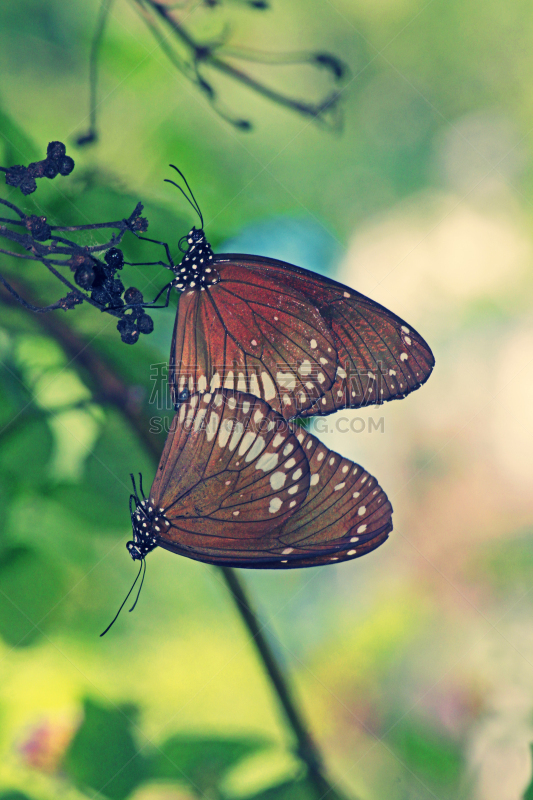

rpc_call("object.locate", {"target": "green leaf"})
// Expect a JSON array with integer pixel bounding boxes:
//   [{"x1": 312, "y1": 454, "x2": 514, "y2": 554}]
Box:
[
  {"x1": 523, "y1": 744, "x2": 533, "y2": 799},
  {"x1": 149, "y1": 734, "x2": 268, "y2": 794},
  {"x1": 63, "y1": 698, "x2": 149, "y2": 800},
  {"x1": 0, "y1": 545, "x2": 66, "y2": 646}
]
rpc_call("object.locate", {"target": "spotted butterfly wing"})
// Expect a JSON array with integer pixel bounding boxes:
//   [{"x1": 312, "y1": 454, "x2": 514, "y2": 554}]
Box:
[
  {"x1": 128, "y1": 390, "x2": 392, "y2": 568},
  {"x1": 214, "y1": 254, "x2": 435, "y2": 416},
  {"x1": 266, "y1": 425, "x2": 393, "y2": 568},
  {"x1": 169, "y1": 231, "x2": 433, "y2": 420}
]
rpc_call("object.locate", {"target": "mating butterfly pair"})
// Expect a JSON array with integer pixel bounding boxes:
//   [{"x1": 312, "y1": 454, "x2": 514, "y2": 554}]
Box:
[{"x1": 102, "y1": 172, "x2": 434, "y2": 633}]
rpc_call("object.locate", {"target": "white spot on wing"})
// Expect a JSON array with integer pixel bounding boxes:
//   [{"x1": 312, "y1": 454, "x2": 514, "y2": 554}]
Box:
[
  {"x1": 238, "y1": 430, "x2": 256, "y2": 456},
  {"x1": 224, "y1": 370, "x2": 234, "y2": 389},
  {"x1": 269, "y1": 497, "x2": 283, "y2": 514},
  {"x1": 299, "y1": 360, "x2": 312, "y2": 376},
  {"x1": 229, "y1": 421, "x2": 244, "y2": 451},
  {"x1": 245, "y1": 436, "x2": 267, "y2": 462},
  {"x1": 219, "y1": 420, "x2": 233, "y2": 447},
  {"x1": 206, "y1": 412, "x2": 219, "y2": 441},
  {"x1": 193, "y1": 407, "x2": 208, "y2": 432},
  {"x1": 249, "y1": 373, "x2": 260, "y2": 396},
  {"x1": 256, "y1": 451, "x2": 279, "y2": 471},
  {"x1": 261, "y1": 372, "x2": 276, "y2": 401},
  {"x1": 276, "y1": 372, "x2": 296, "y2": 391},
  {"x1": 270, "y1": 472, "x2": 286, "y2": 490}
]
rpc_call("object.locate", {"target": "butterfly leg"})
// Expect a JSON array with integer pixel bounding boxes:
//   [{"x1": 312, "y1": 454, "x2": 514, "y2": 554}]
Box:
[
  {"x1": 138, "y1": 472, "x2": 147, "y2": 501},
  {"x1": 134, "y1": 235, "x2": 176, "y2": 270},
  {"x1": 140, "y1": 282, "x2": 173, "y2": 310}
]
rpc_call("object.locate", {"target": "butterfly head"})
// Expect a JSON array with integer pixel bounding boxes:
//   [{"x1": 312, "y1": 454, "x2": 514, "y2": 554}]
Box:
[
  {"x1": 187, "y1": 226, "x2": 205, "y2": 244},
  {"x1": 128, "y1": 476, "x2": 170, "y2": 561}
]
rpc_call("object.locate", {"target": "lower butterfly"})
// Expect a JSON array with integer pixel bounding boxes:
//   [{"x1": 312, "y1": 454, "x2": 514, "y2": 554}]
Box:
[
  {"x1": 128, "y1": 389, "x2": 392, "y2": 569},
  {"x1": 101, "y1": 390, "x2": 392, "y2": 634}
]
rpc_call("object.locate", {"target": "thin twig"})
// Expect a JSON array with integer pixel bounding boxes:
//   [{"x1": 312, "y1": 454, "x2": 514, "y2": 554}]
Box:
[
  {"x1": 144, "y1": 0, "x2": 342, "y2": 123},
  {"x1": 77, "y1": 0, "x2": 116, "y2": 145},
  {"x1": 220, "y1": 567, "x2": 353, "y2": 800}
]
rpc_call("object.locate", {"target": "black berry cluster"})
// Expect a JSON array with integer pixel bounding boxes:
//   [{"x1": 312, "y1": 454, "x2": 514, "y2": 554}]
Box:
[
  {"x1": 4, "y1": 142, "x2": 74, "y2": 196},
  {"x1": 116, "y1": 287, "x2": 154, "y2": 344},
  {"x1": 24, "y1": 215, "x2": 52, "y2": 242},
  {"x1": 66, "y1": 247, "x2": 153, "y2": 345}
]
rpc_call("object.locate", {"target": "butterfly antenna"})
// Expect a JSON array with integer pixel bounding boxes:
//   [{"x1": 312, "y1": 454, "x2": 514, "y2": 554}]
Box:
[
  {"x1": 100, "y1": 560, "x2": 144, "y2": 637},
  {"x1": 129, "y1": 558, "x2": 147, "y2": 613},
  {"x1": 166, "y1": 165, "x2": 204, "y2": 229},
  {"x1": 130, "y1": 473, "x2": 140, "y2": 501}
]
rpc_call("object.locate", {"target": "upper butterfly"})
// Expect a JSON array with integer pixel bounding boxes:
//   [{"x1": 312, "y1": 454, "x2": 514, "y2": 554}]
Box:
[{"x1": 141, "y1": 167, "x2": 435, "y2": 420}]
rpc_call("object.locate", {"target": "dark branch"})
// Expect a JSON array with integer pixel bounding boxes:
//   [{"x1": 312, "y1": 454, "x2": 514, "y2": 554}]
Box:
[{"x1": 0, "y1": 174, "x2": 163, "y2": 345}]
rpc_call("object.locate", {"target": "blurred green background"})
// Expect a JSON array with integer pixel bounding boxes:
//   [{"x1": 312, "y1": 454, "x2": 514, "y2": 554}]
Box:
[{"x1": 1, "y1": 1, "x2": 533, "y2": 799}]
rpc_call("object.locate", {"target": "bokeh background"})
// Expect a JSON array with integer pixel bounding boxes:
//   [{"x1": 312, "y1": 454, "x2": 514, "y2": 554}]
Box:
[{"x1": 1, "y1": 1, "x2": 533, "y2": 799}]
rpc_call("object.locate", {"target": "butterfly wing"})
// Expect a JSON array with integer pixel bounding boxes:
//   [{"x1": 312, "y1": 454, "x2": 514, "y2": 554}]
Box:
[
  {"x1": 170, "y1": 263, "x2": 338, "y2": 420},
  {"x1": 147, "y1": 391, "x2": 392, "y2": 569},
  {"x1": 150, "y1": 390, "x2": 311, "y2": 564},
  {"x1": 266, "y1": 425, "x2": 392, "y2": 567},
  {"x1": 216, "y1": 254, "x2": 435, "y2": 417}
]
